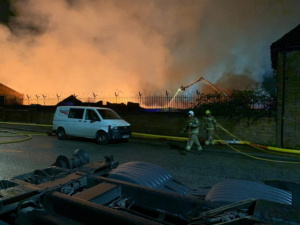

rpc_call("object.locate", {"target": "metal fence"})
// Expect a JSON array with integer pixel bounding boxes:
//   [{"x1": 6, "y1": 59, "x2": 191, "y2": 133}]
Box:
[
  {"x1": 8, "y1": 89, "x2": 275, "y2": 112},
  {"x1": 21, "y1": 94, "x2": 198, "y2": 109}
]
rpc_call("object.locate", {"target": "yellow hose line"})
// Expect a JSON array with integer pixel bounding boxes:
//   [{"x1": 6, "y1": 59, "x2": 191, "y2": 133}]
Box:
[
  {"x1": 0, "y1": 134, "x2": 23, "y2": 137},
  {"x1": 217, "y1": 123, "x2": 300, "y2": 155},
  {"x1": 215, "y1": 133, "x2": 300, "y2": 164},
  {"x1": 0, "y1": 150, "x2": 23, "y2": 153},
  {"x1": 0, "y1": 121, "x2": 51, "y2": 127},
  {"x1": 134, "y1": 131, "x2": 300, "y2": 163},
  {"x1": 132, "y1": 132, "x2": 188, "y2": 142},
  {"x1": 0, "y1": 130, "x2": 32, "y2": 144},
  {"x1": 1, "y1": 121, "x2": 299, "y2": 155},
  {"x1": 18, "y1": 132, "x2": 48, "y2": 136}
]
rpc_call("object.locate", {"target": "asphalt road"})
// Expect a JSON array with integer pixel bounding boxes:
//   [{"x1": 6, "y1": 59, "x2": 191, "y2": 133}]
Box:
[{"x1": 1, "y1": 129, "x2": 300, "y2": 190}]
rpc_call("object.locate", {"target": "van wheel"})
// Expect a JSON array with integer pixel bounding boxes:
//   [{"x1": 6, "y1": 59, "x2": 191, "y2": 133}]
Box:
[
  {"x1": 96, "y1": 131, "x2": 108, "y2": 145},
  {"x1": 57, "y1": 128, "x2": 67, "y2": 140}
]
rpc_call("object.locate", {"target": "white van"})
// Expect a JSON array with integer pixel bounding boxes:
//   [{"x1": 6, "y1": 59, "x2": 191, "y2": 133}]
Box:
[{"x1": 52, "y1": 106, "x2": 131, "y2": 144}]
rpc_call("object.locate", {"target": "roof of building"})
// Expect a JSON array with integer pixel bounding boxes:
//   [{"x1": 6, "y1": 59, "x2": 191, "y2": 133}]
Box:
[
  {"x1": 56, "y1": 95, "x2": 83, "y2": 106},
  {"x1": 271, "y1": 24, "x2": 300, "y2": 70},
  {"x1": 0, "y1": 83, "x2": 23, "y2": 95}
]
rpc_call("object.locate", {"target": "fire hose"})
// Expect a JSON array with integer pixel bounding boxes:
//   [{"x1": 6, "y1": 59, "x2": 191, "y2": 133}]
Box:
[
  {"x1": 215, "y1": 123, "x2": 300, "y2": 164},
  {"x1": 0, "y1": 130, "x2": 32, "y2": 144},
  {"x1": 1, "y1": 121, "x2": 300, "y2": 164}
]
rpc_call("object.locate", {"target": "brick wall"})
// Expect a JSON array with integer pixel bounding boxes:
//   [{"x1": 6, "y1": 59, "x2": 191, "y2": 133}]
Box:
[
  {"x1": 276, "y1": 51, "x2": 300, "y2": 149},
  {"x1": 121, "y1": 112, "x2": 276, "y2": 146},
  {"x1": 0, "y1": 107, "x2": 277, "y2": 147}
]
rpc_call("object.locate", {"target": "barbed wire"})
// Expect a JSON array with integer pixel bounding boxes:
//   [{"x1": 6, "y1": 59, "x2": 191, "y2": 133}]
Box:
[{"x1": 3, "y1": 87, "x2": 275, "y2": 115}]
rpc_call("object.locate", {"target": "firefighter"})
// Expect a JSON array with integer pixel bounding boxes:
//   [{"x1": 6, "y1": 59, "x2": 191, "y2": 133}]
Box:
[
  {"x1": 181, "y1": 110, "x2": 202, "y2": 154},
  {"x1": 203, "y1": 110, "x2": 218, "y2": 145}
]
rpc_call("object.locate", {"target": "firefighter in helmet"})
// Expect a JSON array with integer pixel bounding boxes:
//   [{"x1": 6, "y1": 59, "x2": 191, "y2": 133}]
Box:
[
  {"x1": 181, "y1": 110, "x2": 202, "y2": 154},
  {"x1": 203, "y1": 110, "x2": 218, "y2": 145}
]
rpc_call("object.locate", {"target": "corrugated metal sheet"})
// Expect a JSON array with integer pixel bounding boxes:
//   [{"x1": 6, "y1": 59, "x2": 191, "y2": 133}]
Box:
[
  {"x1": 205, "y1": 179, "x2": 292, "y2": 205},
  {"x1": 107, "y1": 161, "x2": 189, "y2": 195}
]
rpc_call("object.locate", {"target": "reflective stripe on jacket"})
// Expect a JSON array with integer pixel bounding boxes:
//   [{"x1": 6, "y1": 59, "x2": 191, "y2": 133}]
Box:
[{"x1": 189, "y1": 117, "x2": 199, "y2": 134}]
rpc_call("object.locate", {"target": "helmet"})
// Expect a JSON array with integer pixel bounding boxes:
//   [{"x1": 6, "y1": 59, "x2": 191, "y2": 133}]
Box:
[
  {"x1": 188, "y1": 110, "x2": 194, "y2": 116},
  {"x1": 205, "y1": 110, "x2": 211, "y2": 115}
]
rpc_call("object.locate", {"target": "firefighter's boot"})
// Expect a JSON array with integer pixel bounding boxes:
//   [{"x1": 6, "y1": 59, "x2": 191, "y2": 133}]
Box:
[{"x1": 207, "y1": 136, "x2": 214, "y2": 145}]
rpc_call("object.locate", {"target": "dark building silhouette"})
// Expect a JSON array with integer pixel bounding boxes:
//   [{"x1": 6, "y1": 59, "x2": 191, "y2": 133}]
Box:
[
  {"x1": 0, "y1": 83, "x2": 24, "y2": 105},
  {"x1": 271, "y1": 24, "x2": 300, "y2": 149}
]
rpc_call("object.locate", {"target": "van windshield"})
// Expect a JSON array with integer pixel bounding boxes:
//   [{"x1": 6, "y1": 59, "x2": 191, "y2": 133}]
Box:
[{"x1": 97, "y1": 109, "x2": 121, "y2": 119}]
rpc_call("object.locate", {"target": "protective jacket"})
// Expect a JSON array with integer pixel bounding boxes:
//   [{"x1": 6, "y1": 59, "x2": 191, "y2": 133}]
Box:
[
  {"x1": 184, "y1": 117, "x2": 200, "y2": 134},
  {"x1": 203, "y1": 115, "x2": 217, "y2": 130}
]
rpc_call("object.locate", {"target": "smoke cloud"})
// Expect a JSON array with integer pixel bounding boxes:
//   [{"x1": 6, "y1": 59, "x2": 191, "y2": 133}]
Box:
[{"x1": 0, "y1": 0, "x2": 299, "y2": 99}]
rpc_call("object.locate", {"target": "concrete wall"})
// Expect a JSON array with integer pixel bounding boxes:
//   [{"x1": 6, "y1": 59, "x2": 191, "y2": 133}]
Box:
[{"x1": 0, "y1": 107, "x2": 277, "y2": 147}]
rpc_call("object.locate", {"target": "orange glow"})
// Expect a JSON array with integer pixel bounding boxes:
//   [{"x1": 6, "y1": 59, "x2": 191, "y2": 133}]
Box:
[{"x1": 0, "y1": 0, "x2": 299, "y2": 104}]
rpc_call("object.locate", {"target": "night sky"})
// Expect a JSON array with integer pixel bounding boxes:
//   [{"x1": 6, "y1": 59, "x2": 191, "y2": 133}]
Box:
[{"x1": 0, "y1": 0, "x2": 299, "y2": 98}]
